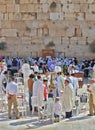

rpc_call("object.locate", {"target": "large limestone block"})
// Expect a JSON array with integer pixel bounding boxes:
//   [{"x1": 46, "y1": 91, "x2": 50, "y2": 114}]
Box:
[
  {"x1": 37, "y1": 13, "x2": 49, "y2": 20},
  {"x1": 50, "y1": 13, "x2": 59, "y2": 20},
  {"x1": 34, "y1": 4, "x2": 43, "y2": 13},
  {"x1": 66, "y1": 28, "x2": 75, "y2": 37},
  {"x1": 0, "y1": 5, "x2": 6, "y2": 13},
  {"x1": 21, "y1": 37, "x2": 31, "y2": 44},
  {"x1": 62, "y1": 4, "x2": 74, "y2": 13},
  {"x1": 8, "y1": 13, "x2": 13, "y2": 20},
  {"x1": 0, "y1": 13, "x2": 3, "y2": 20},
  {"x1": 30, "y1": 29, "x2": 37, "y2": 37},
  {"x1": 76, "y1": 13, "x2": 85, "y2": 21},
  {"x1": 14, "y1": 4, "x2": 20, "y2": 12},
  {"x1": 13, "y1": 12, "x2": 21, "y2": 20},
  {"x1": 1, "y1": 29, "x2": 17, "y2": 37},
  {"x1": 89, "y1": 4, "x2": 95, "y2": 13},
  {"x1": 72, "y1": 0, "x2": 80, "y2": 3},
  {"x1": 86, "y1": 13, "x2": 95, "y2": 21},
  {"x1": 65, "y1": 13, "x2": 76, "y2": 20},
  {"x1": 49, "y1": 27, "x2": 56, "y2": 37},
  {"x1": 62, "y1": 37, "x2": 69, "y2": 44},
  {"x1": 6, "y1": 37, "x2": 21, "y2": 45},
  {"x1": 70, "y1": 37, "x2": 78, "y2": 44},
  {"x1": 77, "y1": 37, "x2": 86, "y2": 44},
  {"x1": 7, "y1": 4, "x2": 15, "y2": 12},
  {"x1": 29, "y1": 0, "x2": 38, "y2": 3},
  {"x1": 3, "y1": 13, "x2": 9, "y2": 20},
  {"x1": 0, "y1": 0, "x2": 13, "y2": 4},
  {"x1": 21, "y1": 12, "x2": 36, "y2": 20},
  {"x1": 20, "y1": 4, "x2": 35, "y2": 12},
  {"x1": 74, "y1": 4, "x2": 80, "y2": 12},
  {"x1": 0, "y1": 0, "x2": 6, "y2": 4},
  {"x1": 12, "y1": 21, "x2": 26, "y2": 30},
  {"x1": 37, "y1": 28, "x2": 43, "y2": 37},
  {"x1": 1, "y1": 21, "x2": 12, "y2": 29},
  {"x1": 42, "y1": 4, "x2": 49, "y2": 13},
  {"x1": 30, "y1": 20, "x2": 41, "y2": 28},
  {"x1": 79, "y1": 0, "x2": 94, "y2": 4},
  {"x1": 80, "y1": 4, "x2": 89, "y2": 12},
  {"x1": 40, "y1": 0, "x2": 47, "y2": 3},
  {"x1": 52, "y1": 37, "x2": 61, "y2": 45},
  {"x1": 20, "y1": 0, "x2": 30, "y2": 3},
  {"x1": 31, "y1": 37, "x2": 43, "y2": 44}
]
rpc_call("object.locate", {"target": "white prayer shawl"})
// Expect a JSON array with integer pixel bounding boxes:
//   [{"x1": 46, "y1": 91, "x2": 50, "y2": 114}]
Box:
[
  {"x1": 33, "y1": 80, "x2": 44, "y2": 106},
  {"x1": 56, "y1": 75, "x2": 65, "y2": 98},
  {"x1": 62, "y1": 83, "x2": 74, "y2": 112}
]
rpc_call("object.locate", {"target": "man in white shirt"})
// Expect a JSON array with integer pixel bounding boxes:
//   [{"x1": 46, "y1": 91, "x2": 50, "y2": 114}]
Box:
[
  {"x1": 87, "y1": 78, "x2": 95, "y2": 116},
  {"x1": 6, "y1": 77, "x2": 19, "y2": 119}
]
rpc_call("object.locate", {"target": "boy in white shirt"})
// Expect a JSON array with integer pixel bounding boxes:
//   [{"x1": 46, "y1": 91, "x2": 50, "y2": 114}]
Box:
[{"x1": 53, "y1": 97, "x2": 62, "y2": 122}]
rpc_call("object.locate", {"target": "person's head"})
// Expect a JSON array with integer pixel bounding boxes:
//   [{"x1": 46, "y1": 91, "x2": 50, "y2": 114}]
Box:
[
  {"x1": 45, "y1": 70, "x2": 49, "y2": 76},
  {"x1": 34, "y1": 71, "x2": 38, "y2": 76},
  {"x1": 29, "y1": 74, "x2": 34, "y2": 79},
  {"x1": 55, "y1": 97, "x2": 60, "y2": 102},
  {"x1": 37, "y1": 75, "x2": 41, "y2": 80},
  {"x1": 3, "y1": 71, "x2": 8, "y2": 76},
  {"x1": 43, "y1": 77, "x2": 48, "y2": 85},
  {"x1": 64, "y1": 79, "x2": 70, "y2": 86}
]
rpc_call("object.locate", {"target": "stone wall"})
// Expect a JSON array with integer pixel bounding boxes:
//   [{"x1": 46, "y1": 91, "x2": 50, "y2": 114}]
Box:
[{"x1": 0, "y1": 0, "x2": 95, "y2": 58}]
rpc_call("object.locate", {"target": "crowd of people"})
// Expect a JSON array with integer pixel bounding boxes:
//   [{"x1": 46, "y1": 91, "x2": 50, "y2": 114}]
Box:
[{"x1": 0, "y1": 56, "x2": 95, "y2": 121}]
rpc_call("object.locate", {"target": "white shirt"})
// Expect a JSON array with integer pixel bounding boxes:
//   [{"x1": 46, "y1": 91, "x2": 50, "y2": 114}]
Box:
[
  {"x1": 6, "y1": 81, "x2": 17, "y2": 95},
  {"x1": 54, "y1": 101, "x2": 62, "y2": 115}
]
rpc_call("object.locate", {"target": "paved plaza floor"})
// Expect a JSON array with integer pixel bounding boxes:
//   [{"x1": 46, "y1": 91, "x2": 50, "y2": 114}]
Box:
[
  {"x1": 0, "y1": 111, "x2": 95, "y2": 130},
  {"x1": 0, "y1": 79, "x2": 95, "y2": 130}
]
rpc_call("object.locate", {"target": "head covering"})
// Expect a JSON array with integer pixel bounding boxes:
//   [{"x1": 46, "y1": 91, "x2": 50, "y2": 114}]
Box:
[{"x1": 43, "y1": 77, "x2": 48, "y2": 81}]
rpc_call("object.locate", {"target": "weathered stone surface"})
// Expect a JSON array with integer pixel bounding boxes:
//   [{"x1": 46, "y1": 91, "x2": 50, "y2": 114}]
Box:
[
  {"x1": 6, "y1": 4, "x2": 15, "y2": 13},
  {"x1": 0, "y1": 5, "x2": 6, "y2": 13},
  {"x1": 1, "y1": 29, "x2": 17, "y2": 37},
  {"x1": 86, "y1": 13, "x2": 95, "y2": 21},
  {"x1": 0, "y1": 1, "x2": 95, "y2": 58}
]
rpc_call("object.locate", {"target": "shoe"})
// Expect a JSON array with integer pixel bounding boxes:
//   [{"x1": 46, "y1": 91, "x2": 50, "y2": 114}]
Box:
[
  {"x1": 9, "y1": 117, "x2": 11, "y2": 119},
  {"x1": 16, "y1": 117, "x2": 20, "y2": 119},
  {"x1": 87, "y1": 114, "x2": 93, "y2": 116},
  {"x1": 30, "y1": 108, "x2": 32, "y2": 111}
]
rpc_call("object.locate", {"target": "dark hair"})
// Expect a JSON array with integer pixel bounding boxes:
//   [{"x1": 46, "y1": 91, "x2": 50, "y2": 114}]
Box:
[
  {"x1": 37, "y1": 75, "x2": 41, "y2": 79},
  {"x1": 29, "y1": 74, "x2": 34, "y2": 78},
  {"x1": 3, "y1": 71, "x2": 8, "y2": 74}
]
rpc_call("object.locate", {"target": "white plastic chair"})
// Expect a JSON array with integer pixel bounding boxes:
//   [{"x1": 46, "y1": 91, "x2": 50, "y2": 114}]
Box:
[{"x1": 16, "y1": 93, "x2": 27, "y2": 117}]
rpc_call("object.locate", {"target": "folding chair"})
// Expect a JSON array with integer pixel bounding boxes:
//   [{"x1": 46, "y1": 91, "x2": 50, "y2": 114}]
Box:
[{"x1": 16, "y1": 93, "x2": 27, "y2": 117}]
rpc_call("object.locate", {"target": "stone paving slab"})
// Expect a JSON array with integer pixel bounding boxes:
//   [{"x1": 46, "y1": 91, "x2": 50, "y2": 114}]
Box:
[{"x1": 0, "y1": 111, "x2": 95, "y2": 130}]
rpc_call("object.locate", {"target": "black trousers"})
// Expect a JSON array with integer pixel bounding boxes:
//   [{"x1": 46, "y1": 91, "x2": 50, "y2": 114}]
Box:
[{"x1": 66, "y1": 111, "x2": 72, "y2": 118}]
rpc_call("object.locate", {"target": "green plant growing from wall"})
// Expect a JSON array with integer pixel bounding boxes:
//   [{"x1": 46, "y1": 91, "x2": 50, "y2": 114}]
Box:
[
  {"x1": 46, "y1": 41, "x2": 55, "y2": 48},
  {"x1": 89, "y1": 40, "x2": 95, "y2": 52},
  {"x1": 50, "y1": 2, "x2": 57, "y2": 9},
  {"x1": 25, "y1": 26, "x2": 31, "y2": 32},
  {"x1": 0, "y1": 42, "x2": 7, "y2": 50}
]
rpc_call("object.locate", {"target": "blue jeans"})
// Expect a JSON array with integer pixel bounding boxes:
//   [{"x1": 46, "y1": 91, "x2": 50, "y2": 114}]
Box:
[{"x1": 29, "y1": 92, "x2": 32, "y2": 110}]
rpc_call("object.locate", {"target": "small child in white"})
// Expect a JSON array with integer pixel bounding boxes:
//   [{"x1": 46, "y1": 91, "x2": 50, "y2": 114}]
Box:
[{"x1": 53, "y1": 97, "x2": 62, "y2": 122}]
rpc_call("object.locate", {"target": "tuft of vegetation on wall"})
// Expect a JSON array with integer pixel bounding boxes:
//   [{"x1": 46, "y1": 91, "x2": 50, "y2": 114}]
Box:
[
  {"x1": 89, "y1": 40, "x2": 95, "y2": 52},
  {"x1": 0, "y1": 42, "x2": 7, "y2": 50}
]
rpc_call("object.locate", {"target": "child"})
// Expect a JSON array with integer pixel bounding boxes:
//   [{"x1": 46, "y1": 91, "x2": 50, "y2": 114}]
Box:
[{"x1": 53, "y1": 97, "x2": 62, "y2": 122}]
